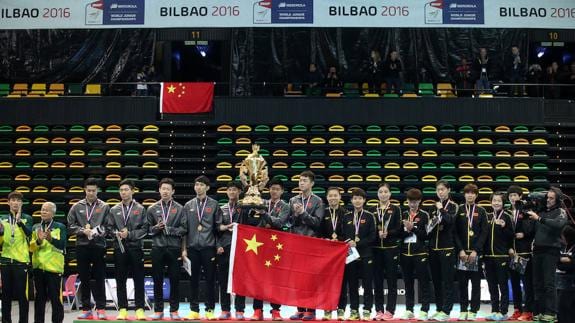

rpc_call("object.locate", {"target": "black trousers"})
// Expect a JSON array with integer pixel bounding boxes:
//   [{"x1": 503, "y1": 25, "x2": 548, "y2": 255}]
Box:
[
  {"x1": 373, "y1": 248, "x2": 399, "y2": 313},
  {"x1": 253, "y1": 299, "x2": 281, "y2": 311},
  {"x1": 345, "y1": 257, "x2": 374, "y2": 311},
  {"x1": 76, "y1": 246, "x2": 106, "y2": 311},
  {"x1": 33, "y1": 269, "x2": 64, "y2": 323},
  {"x1": 188, "y1": 247, "x2": 216, "y2": 312},
  {"x1": 114, "y1": 248, "x2": 145, "y2": 309},
  {"x1": 558, "y1": 289, "x2": 575, "y2": 323},
  {"x1": 509, "y1": 256, "x2": 533, "y2": 312},
  {"x1": 151, "y1": 247, "x2": 181, "y2": 312},
  {"x1": 400, "y1": 254, "x2": 431, "y2": 312},
  {"x1": 217, "y1": 246, "x2": 245, "y2": 312},
  {"x1": 457, "y1": 262, "x2": 482, "y2": 313},
  {"x1": 338, "y1": 266, "x2": 349, "y2": 311},
  {"x1": 1, "y1": 262, "x2": 29, "y2": 323},
  {"x1": 532, "y1": 248, "x2": 560, "y2": 316},
  {"x1": 429, "y1": 249, "x2": 456, "y2": 314},
  {"x1": 484, "y1": 257, "x2": 510, "y2": 315}
]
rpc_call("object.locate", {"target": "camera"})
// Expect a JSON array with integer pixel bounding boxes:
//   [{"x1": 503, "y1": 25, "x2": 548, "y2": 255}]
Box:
[{"x1": 514, "y1": 192, "x2": 547, "y2": 213}]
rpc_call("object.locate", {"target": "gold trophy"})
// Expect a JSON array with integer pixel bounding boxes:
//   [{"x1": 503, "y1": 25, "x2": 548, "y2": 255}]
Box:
[{"x1": 239, "y1": 144, "x2": 268, "y2": 207}]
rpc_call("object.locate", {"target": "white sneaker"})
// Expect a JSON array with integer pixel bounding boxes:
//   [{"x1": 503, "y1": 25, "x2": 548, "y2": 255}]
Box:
[
  {"x1": 458, "y1": 312, "x2": 467, "y2": 321},
  {"x1": 402, "y1": 310, "x2": 415, "y2": 320}
]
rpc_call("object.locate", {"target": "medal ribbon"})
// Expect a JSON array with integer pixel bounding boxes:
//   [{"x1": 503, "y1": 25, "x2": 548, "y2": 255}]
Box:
[{"x1": 121, "y1": 200, "x2": 135, "y2": 226}]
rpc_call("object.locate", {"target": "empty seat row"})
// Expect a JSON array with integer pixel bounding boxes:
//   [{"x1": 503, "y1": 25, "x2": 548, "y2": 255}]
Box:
[
  {"x1": 217, "y1": 124, "x2": 546, "y2": 133},
  {"x1": 0, "y1": 137, "x2": 159, "y2": 144},
  {"x1": 0, "y1": 161, "x2": 159, "y2": 168},
  {"x1": 217, "y1": 161, "x2": 548, "y2": 170},
  {"x1": 0, "y1": 124, "x2": 159, "y2": 132},
  {"x1": 3, "y1": 149, "x2": 158, "y2": 157},
  {"x1": 218, "y1": 137, "x2": 548, "y2": 146},
  {"x1": 217, "y1": 149, "x2": 547, "y2": 158}
]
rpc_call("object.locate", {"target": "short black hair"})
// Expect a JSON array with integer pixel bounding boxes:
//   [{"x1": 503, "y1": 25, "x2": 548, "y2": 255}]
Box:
[
  {"x1": 7, "y1": 191, "x2": 23, "y2": 200},
  {"x1": 226, "y1": 181, "x2": 243, "y2": 190},
  {"x1": 351, "y1": 188, "x2": 367, "y2": 199},
  {"x1": 194, "y1": 175, "x2": 211, "y2": 187},
  {"x1": 299, "y1": 170, "x2": 315, "y2": 182},
  {"x1": 490, "y1": 192, "x2": 505, "y2": 202},
  {"x1": 436, "y1": 180, "x2": 451, "y2": 189},
  {"x1": 326, "y1": 187, "x2": 341, "y2": 195},
  {"x1": 406, "y1": 188, "x2": 423, "y2": 201},
  {"x1": 84, "y1": 177, "x2": 99, "y2": 188},
  {"x1": 378, "y1": 182, "x2": 391, "y2": 189},
  {"x1": 463, "y1": 183, "x2": 479, "y2": 195},
  {"x1": 159, "y1": 177, "x2": 175, "y2": 189},
  {"x1": 507, "y1": 185, "x2": 523, "y2": 197},
  {"x1": 119, "y1": 179, "x2": 135, "y2": 190},
  {"x1": 268, "y1": 176, "x2": 285, "y2": 189}
]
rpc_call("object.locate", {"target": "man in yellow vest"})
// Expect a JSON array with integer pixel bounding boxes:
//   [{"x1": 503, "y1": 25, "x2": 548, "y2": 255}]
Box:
[
  {"x1": 0, "y1": 191, "x2": 33, "y2": 323},
  {"x1": 30, "y1": 201, "x2": 66, "y2": 323}
]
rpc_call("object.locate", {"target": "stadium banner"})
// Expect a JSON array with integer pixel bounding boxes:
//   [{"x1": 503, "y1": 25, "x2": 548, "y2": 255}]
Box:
[{"x1": 1, "y1": 0, "x2": 575, "y2": 29}]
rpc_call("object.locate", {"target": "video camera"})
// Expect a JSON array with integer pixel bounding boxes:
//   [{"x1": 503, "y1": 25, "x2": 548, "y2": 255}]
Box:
[{"x1": 514, "y1": 192, "x2": 547, "y2": 213}]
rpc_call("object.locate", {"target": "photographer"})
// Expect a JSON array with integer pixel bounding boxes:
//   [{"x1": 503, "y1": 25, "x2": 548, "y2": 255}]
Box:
[{"x1": 528, "y1": 187, "x2": 568, "y2": 323}]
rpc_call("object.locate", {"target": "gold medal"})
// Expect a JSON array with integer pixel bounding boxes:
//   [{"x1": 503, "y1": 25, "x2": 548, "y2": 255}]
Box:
[
  {"x1": 355, "y1": 236, "x2": 360, "y2": 242},
  {"x1": 332, "y1": 232, "x2": 337, "y2": 240},
  {"x1": 85, "y1": 224, "x2": 91, "y2": 229},
  {"x1": 197, "y1": 224, "x2": 203, "y2": 231},
  {"x1": 469, "y1": 230, "x2": 474, "y2": 237}
]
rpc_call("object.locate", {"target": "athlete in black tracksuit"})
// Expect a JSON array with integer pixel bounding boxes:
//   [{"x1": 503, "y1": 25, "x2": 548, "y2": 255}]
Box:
[
  {"x1": 507, "y1": 185, "x2": 535, "y2": 320},
  {"x1": 369, "y1": 199, "x2": 402, "y2": 318},
  {"x1": 484, "y1": 198, "x2": 514, "y2": 319},
  {"x1": 454, "y1": 191, "x2": 489, "y2": 319},
  {"x1": 399, "y1": 204, "x2": 432, "y2": 318},
  {"x1": 340, "y1": 189, "x2": 377, "y2": 320},
  {"x1": 428, "y1": 197, "x2": 459, "y2": 319}
]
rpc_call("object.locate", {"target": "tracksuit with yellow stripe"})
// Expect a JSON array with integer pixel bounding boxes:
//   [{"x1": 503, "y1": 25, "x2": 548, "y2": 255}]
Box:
[
  {"x1": 399, "y1": 209, "x2": 432, "y2": 313},
  {"x1": 484, "y1": 210, "x2": 514, "y2": 316},
  {"x1": 428, "y1": 200, "x2": 459, "y2": 315}
]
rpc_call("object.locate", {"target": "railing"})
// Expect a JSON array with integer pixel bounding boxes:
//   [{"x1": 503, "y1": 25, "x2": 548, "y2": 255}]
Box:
[{"x1": 3, "y1": 81, "x2": 574, "y2": 99}]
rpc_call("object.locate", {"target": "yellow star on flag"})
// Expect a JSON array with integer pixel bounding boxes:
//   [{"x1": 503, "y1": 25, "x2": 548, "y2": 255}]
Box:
[
  {"x1": 271, "y1": 234, "x2": 278, "y2": 241},
  {"x1": 167, "y1": 84, "x2": 176, "y2": 93},
  {"x1": 276, "y1": 243, "x2": 283, "y2": 250},
  {"x1": 274, "y1": 254, "x2": 281, "y2": 261},
  {"x1": 265, "y1": 260, "x2": 272, "y2": 267},
  {"x1": 244, "y1": 234, "x2": 264, "y2": 255}
]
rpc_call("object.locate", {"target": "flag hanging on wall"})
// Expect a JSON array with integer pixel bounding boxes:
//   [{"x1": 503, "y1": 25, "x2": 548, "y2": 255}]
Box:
[
  {"x1": 228, "y1": 224, "x2": 347, "y2": 310},
  {"x1": 160, "y1": 82, "x2": 214, "y2": 114}
]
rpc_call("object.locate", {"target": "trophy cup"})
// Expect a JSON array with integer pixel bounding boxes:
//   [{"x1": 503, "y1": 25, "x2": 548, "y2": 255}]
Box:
[{"x1": 239, "y1": 144, "x2": 268, "y2": 208}]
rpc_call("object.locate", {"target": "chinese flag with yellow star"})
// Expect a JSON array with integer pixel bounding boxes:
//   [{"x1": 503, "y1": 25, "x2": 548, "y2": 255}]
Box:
[
  {"x1": 160, "y1": 82, "x2": 214, "y2": 114},
  {"x1": 228, "y1": 224, "x2": 347, "y2": 310}
]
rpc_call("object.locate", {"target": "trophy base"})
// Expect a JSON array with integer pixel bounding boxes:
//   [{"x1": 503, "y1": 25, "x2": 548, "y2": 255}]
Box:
[{"x1": 239, "y1": 196, "x2": 266, "y2": 210}]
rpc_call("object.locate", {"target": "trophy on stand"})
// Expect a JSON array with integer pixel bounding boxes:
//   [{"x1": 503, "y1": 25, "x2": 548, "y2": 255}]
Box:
[{"x1": 239, "y1": 144, "x2": 268, "y2": 208}]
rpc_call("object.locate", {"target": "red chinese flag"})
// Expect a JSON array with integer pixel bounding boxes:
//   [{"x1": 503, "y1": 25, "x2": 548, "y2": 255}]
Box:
[
  {"x1": 229, "y1": 224, "x2": 347, "y2": 310},
  {"x1": 160, "y1": 82, "x2": 214, "y2": 114}
]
